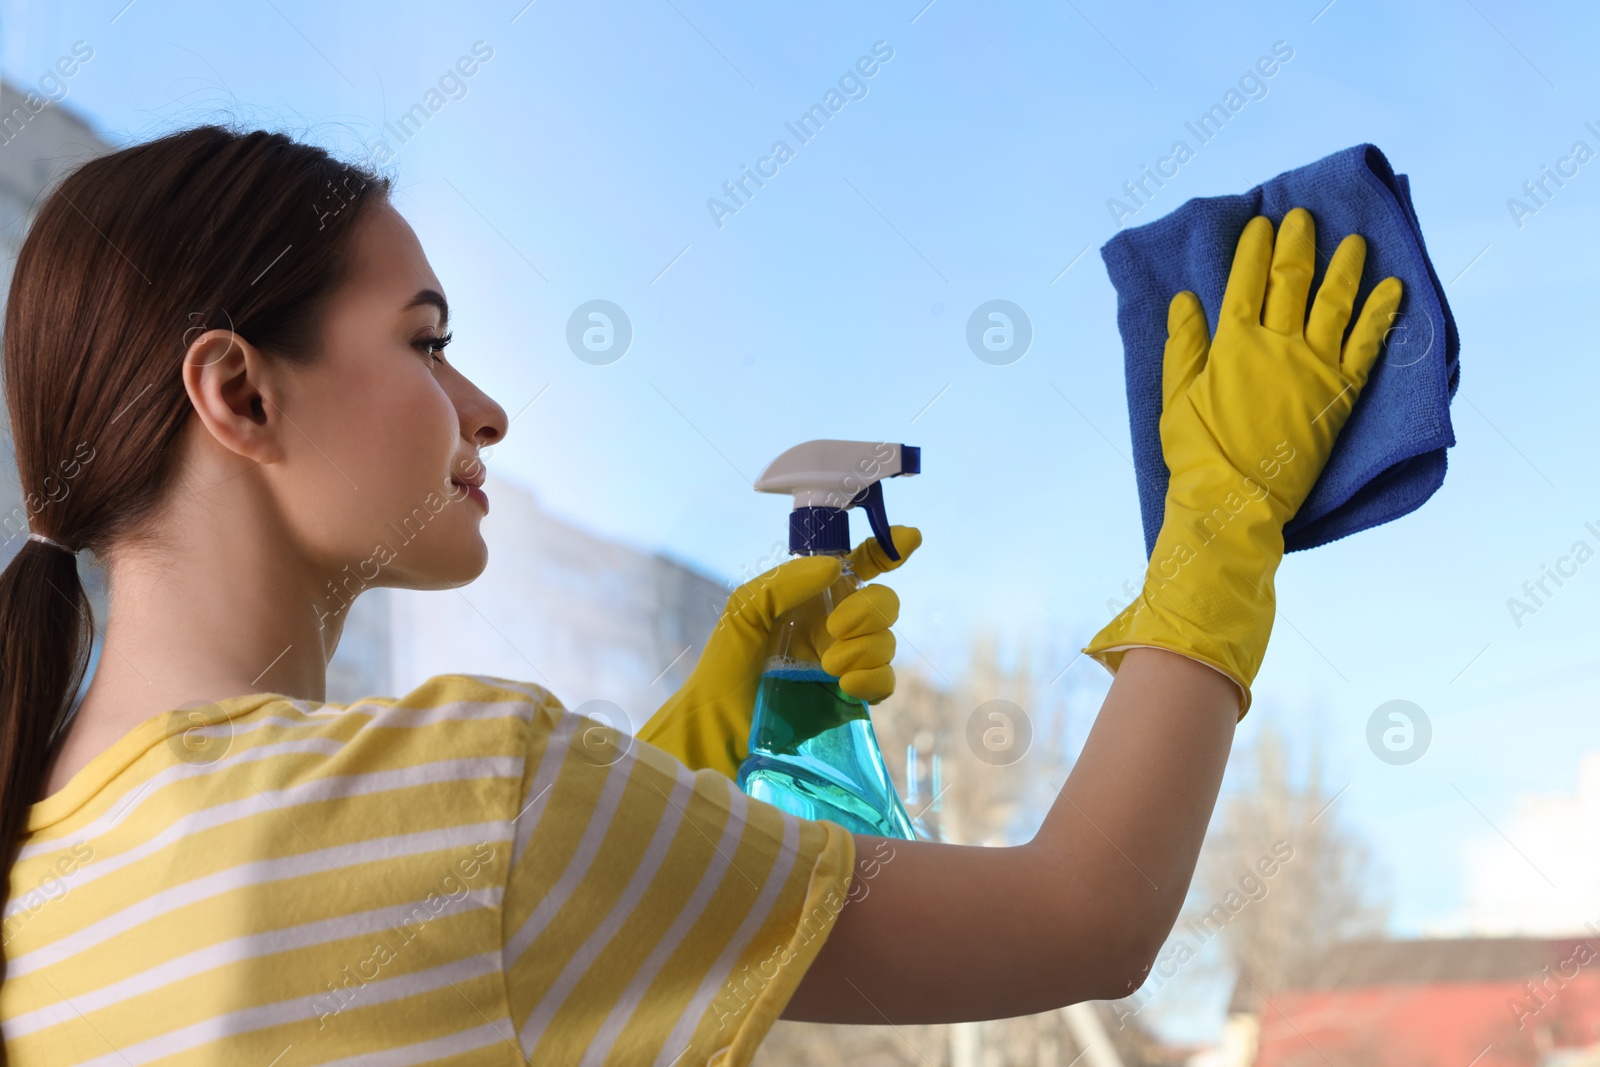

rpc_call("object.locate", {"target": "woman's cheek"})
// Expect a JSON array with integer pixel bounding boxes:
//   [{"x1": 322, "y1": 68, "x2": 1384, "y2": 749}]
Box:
[
  {"x1": 404, "y1": 373, "x2": 461, "y2": 492},
  {"x1": 334, "y1": 367, "x2": 450, "y2": 519}
]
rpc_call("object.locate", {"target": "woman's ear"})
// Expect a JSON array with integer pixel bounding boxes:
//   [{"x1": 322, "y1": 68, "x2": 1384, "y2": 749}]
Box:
[{"x1": 181, "y1": 329, "x2": 286, "y2": 465}]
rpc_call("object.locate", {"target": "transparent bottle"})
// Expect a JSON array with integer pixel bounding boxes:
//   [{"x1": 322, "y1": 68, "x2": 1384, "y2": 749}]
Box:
[
  {"x1": 904, "y1": 742, "x2": 942, "y2": 842},
  {"x1": 736, "y1": 551, "x2": 917, "y2": 838}
]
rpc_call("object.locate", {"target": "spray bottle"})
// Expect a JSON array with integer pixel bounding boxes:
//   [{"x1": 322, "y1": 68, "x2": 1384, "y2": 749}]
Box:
[{"x1": 736, "y1": 439, "x2": 920, "y2": 838}]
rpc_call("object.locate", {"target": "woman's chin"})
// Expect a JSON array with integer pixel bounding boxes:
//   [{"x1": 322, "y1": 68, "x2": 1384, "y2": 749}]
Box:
[
  {"x1": 437, "y1": 542, "x2": 491, "y2": 588},
  {"x1": 386, "y1": 535, "x2": 490, "y2": 590}
]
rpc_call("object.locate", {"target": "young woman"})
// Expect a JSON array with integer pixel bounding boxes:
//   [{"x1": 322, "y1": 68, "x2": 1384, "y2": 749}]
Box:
[{"x1": 0, "y1": 125, "x2": 1399, "y2": 1065}]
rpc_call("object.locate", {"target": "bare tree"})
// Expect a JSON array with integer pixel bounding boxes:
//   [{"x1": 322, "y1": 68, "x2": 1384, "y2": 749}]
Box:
[
  {"x1": 1194, "y1": 721, "x2": 1389, "y2": 999},
  {"x1": 870, "y1": 626, "x2": 1085, "y2": 847}
]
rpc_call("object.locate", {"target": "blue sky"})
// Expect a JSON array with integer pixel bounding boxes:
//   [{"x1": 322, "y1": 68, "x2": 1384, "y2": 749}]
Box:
[{"x1": 6, "y1": 0, "x2": 1600, "y2": 1040}]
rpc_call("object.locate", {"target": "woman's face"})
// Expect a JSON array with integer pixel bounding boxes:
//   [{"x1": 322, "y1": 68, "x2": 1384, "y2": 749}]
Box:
[{"x1": 267, "y1": 200, "x2": 508, "y2": 593}]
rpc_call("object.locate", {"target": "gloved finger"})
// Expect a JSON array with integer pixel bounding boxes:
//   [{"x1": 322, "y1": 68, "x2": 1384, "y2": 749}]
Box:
[
  {"x1": 847, "y1": 525, "x2": 921, "y2": 582},
  {"x1": 822, "y1": 629, "x2": 896, "y2": 677},
  {"x1": 1306, "y1": 233, "x2": 1367, "y2": 364},
  {"x1": 827, "y1": 583, "x2": 900, "y2": 640},
  {"x1": 1162, "y1": 291, "x2": 1210, "y2": 414},
  {"x1": 722, "y1": 555, "x2": 841, "y2": 636},
  {"x1": 1220, "y1": 215, "x2": 1274, "y2": 326},
  {"x1": 1341, "y1": 275, "x2": 1405, "y2": 393},
  {"x1": 1262, "y1": 207, "x2": 1316, "y2": 336},
  {"x1": 838, "y1": 664, "x2": 895, "y2": 705}
]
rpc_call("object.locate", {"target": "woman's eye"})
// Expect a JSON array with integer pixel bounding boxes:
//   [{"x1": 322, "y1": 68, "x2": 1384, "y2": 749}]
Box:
[{"x1": 413, "y1": 331, "x2": 454, "y2": 364}]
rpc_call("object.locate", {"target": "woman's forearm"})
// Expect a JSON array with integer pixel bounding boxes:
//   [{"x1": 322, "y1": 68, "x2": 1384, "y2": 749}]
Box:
[
  {"x1": 1024, "y1": 646, "x2": 1239, "y2": 990},
  {"x1": 783, "y1": 646, "x2": 1236, "y2": 1024}
]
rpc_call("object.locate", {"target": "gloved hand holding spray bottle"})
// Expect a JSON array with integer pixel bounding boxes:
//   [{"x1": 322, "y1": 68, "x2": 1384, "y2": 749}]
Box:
[{"x1": 737, "y1": 439, "x2": 921, "y2": 839}]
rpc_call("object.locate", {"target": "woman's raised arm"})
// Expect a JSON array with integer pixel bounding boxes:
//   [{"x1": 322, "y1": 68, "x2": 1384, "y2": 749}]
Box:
[{"x1": 786, "y1": 208, "x2": 1405, "y2": 1025}]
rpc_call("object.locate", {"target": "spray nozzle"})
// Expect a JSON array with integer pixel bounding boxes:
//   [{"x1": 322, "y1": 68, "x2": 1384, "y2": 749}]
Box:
[{"x1": 755, "y1": 439, "x2": 920, "y2": 559}]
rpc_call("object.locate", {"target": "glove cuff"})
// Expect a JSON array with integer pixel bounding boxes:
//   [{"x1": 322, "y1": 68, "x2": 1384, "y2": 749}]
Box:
[
  {"x1": 1085, "y1": 493, "x2": 1285, "y2": 717},
  {"x1": 1082, "y1": 638, "x2": 1253, "y2": 719}
]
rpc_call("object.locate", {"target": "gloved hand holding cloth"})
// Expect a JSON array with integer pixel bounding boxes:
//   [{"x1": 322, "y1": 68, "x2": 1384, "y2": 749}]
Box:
[{"x1": 1084, "y1": 209, "x2": 1402, "y2": 713}]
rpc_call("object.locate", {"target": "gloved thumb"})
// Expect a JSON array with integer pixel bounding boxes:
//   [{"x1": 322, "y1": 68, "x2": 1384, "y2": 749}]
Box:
[
  {"x1": 721, "y1": 555, "x2": 842, "y2": 636},
  {"x1": 848, "y1": 525, "x2": 922, "y2": 582}
]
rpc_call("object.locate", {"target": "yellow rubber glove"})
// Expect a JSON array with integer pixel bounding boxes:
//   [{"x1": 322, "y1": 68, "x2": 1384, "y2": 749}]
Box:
[
  {"x1": 1083, "y1": 208, "x2": 1403, "y2": 714},
  {"x1": 638, "y1": 526, "x2": 922, "y2": 779}
]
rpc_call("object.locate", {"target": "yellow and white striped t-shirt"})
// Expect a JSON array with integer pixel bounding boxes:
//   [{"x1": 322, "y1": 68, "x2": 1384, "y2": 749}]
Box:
[{"x1": 2, "y1": 674, "x2": 855, "y2": 1066}]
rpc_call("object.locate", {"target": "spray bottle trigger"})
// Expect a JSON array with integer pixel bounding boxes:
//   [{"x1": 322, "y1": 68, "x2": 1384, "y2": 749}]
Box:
[{"x1": 850, "y1": 480, "x2": 900, "y2": 562}]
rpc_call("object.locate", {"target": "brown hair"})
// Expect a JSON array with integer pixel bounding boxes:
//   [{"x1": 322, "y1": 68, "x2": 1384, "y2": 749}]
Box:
[{"x1": 0, "y1": 125, "x2": 390, "y2": 1020}]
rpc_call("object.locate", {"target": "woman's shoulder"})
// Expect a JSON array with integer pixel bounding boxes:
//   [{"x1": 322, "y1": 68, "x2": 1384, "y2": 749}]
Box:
[
  {"x1": 118, "y1": 674, "x2": 579, "y2": 794},
  {"x1": 299, "y1": 674, "x2": 572, "y2": 759},
  {"x1": 373, "y1": 673, "x2": 567, "y2": 721}
]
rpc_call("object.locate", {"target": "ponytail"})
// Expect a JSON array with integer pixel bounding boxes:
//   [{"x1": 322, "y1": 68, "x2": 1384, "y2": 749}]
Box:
[{"x1": 0, "y1": 535, "x2": 94, "y2": 841}]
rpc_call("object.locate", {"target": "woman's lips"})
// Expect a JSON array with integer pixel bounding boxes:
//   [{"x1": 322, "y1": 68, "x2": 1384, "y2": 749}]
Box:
[{"x1": 452, "y1": 479, "x2": 489, "y2": 514}]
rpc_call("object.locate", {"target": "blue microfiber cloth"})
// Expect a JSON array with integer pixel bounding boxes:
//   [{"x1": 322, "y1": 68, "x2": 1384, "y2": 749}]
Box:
[{"x1": 1101, "y1": 144, "x2": 1460, "y2": 555}]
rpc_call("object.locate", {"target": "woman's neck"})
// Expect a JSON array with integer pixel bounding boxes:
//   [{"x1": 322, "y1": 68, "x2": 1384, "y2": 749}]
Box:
[{"x1": 38, "y1": 461, "x2": 346, "y2": 802}]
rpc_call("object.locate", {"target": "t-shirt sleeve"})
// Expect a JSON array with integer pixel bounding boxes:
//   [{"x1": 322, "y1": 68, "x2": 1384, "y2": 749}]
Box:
[{"x1": 500, "y1": 690, "x2": 855, "y2": 1067}]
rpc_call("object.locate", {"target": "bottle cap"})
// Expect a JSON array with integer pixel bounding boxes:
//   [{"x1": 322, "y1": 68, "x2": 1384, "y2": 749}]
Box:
[{"x1": 755, "y1": 440, "x2": 920, "y2": 560}]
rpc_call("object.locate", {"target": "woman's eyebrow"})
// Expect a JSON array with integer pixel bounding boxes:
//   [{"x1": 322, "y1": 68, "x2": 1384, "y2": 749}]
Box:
[{"x1": 403, "y1": 288, "x2": 449, "y2": 329}]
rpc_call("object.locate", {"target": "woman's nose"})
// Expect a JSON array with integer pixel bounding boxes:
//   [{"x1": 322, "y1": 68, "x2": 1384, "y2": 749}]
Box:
[{"x1": 452, "y1": 371, "x2": 508, "y2": 446}]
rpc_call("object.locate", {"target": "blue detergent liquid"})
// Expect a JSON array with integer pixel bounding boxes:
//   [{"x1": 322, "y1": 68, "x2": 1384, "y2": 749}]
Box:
[{"x1": 737, "y1": 664, "x2": 916, "y2": 838}]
